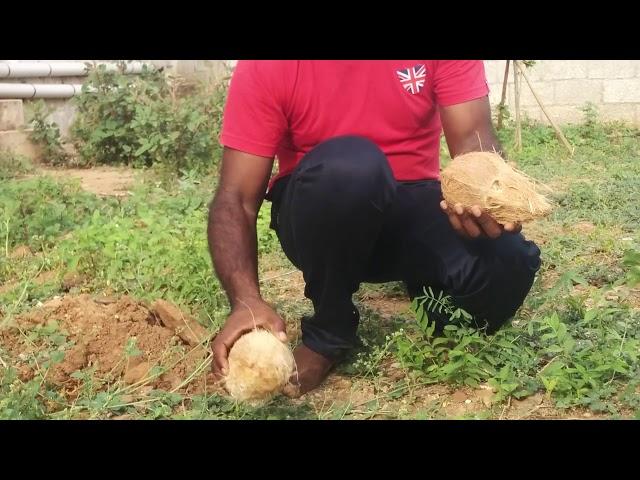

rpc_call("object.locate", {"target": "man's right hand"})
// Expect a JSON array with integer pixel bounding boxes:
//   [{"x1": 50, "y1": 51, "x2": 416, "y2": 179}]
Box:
[{"x1": 211, "y1": 297, "x2": 287, "y2": 379}]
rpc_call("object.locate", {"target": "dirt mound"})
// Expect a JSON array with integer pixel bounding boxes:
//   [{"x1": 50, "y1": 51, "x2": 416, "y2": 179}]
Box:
[{"x1": 0, "y1": 295, "x2": 217, "y2": 397}]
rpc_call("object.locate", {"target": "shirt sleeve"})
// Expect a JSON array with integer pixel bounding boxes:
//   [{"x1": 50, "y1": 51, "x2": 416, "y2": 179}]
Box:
[
  {"x1": 432, "y1": 60, "x2": 490, "y2": 107},
  {"x1": 220, "y1": 61, "x2": 289, "y2": 158}
]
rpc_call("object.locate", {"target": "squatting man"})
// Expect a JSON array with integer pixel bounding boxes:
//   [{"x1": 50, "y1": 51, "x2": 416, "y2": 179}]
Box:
[{"x1": 207, "y1": 60, "x2": 541, "y2": 396}]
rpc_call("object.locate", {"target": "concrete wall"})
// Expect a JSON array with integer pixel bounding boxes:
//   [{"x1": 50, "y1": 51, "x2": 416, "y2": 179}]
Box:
[
  {"x1": 0, "y1": 61, "x2": 235, "y2": 137},
  {"x1": 484, "y1": 60, "x2": 640, "y2": 125},
  {"x1": 150, "y1": 60, "x2": 236, "y2": 84},
  {"x1": 0, "y1": 60, "x2": 87, "y2": 137}
]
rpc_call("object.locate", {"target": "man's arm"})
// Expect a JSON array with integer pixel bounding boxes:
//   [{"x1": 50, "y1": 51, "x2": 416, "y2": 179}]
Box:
[
  {"x1": 209, "y1": 147, "x2": 271, "y2": 304},
  {"x1": 439, "y1": 96, "x2": 522, "y2": 239},
  {"x1": 208, "y1": 147, "x2": 287, "y2": 376},
  {"x1": 440, "y1": 94, "x2": 505, "y2": 159}
]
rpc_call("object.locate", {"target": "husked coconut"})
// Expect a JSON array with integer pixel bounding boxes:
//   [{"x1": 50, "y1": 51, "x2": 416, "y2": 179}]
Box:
[
  {"x1": 441, "y1": 151, "x2": 553, "y2": 224},
  {"x1": 224, "y1": 329, "x2": 295, "y2": 404}
]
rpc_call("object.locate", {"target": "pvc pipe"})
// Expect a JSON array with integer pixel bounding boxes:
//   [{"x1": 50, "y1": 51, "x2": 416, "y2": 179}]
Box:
[
  {"x1": 0, "y1": 83, "x2": 84, "y2": 99},
  {"x1": 0, "y1": 61, "x2": 151, "y2": 78}
]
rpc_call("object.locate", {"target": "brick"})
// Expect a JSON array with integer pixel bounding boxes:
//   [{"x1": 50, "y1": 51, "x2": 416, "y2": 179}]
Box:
[
  {"x1": 483, "y1": 60, "x2": 507, "y2": 85},
  {"x1": 490, "y1": 96, "x2": 544, "y2": 124},
  {"x1": 0, "y1": 100, "x2": 25, "y2": 131},
  {"x1": 587, "y1": 60, "x2": 637, "y2": 79},
  {"x1": 495, "y1": 102, "x2": 542, "y2": 123},
  {"x1": 518, "y1": 106, "x2": 544, "y2": 123},
  {"x1": 517, "y1": 62, "x2": 544, "y2": 82},
  {"x1": 603, "y1": 79, "x2": 640, "y2": 103},
  {"x1": 597, "y1": 103, "x2": 636, "y2": 123},
  {"x1": 534, "y1": 60, "x2": 587, "y2": 80},
  {"x1": 539, "y1": 106, "x2": 585, "y2": 125},
  {"x1": 519, "y1": 81, "x2": 555, "y2": 107},
  {"x1": 554, "y1": 79, "x2": 602, "y2": 105}
]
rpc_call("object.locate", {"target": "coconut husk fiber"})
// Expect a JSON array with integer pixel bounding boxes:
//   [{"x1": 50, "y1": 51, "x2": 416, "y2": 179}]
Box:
[
  {"x1": 224, "y1": 329, "x2": 295, "y2": 404},
  {"x1": 441, "y1": 151, "x2": 553, "y2": 224}
]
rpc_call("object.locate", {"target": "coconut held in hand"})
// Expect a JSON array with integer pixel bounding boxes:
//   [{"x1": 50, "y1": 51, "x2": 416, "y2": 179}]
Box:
[
  {"x1": 441, "y1": 151, "x2": 553, "y2": 224},
  {"x1": 224, "y1": 329, "x2": 295, "y2": 404}
]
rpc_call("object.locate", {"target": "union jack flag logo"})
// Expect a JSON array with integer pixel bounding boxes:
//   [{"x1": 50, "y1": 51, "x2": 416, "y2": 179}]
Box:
[{"x1": 397, "y1": 64, "x2": 426, "y2": 94}]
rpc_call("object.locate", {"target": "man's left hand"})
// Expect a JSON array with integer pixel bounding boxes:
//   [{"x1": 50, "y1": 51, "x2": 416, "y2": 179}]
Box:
[{"x1": 440, "y1": 201, "x2": 522, "y2": 239}]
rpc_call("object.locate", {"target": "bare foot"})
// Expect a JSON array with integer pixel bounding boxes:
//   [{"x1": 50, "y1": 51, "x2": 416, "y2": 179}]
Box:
[{"x1": 282, "y1": 344, "x2": 335, "y2": 398}]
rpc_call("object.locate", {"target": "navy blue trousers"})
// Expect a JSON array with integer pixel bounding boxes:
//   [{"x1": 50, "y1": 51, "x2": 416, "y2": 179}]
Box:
[{"x1": 267, "y1": 136, "x2": 541, "y2": 360}]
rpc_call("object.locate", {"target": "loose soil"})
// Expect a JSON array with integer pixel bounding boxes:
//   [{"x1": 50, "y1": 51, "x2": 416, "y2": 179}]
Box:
[{"x1": 0, "y1": 295, "x2": 218, "y2": 400}]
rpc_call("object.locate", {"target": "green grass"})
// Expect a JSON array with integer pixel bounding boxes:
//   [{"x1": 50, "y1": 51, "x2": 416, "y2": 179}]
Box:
[
  {"x1": 0, "y1": 149, "x2": 33, "y2": 181},
  {"x1": 2, "y1": 108, "x2": 640, "y2": 419}
]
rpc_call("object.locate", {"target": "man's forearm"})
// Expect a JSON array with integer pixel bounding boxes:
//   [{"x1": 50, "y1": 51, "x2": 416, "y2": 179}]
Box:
[
  {"x1": 440, "y1": 97, "x2": 507, "y2": 160},
  {"x1": 449, "y1": 128, "x2": 506, "y2": 159},
  {"x1": 480, "y1": 128, "x2": 506, "y2": 159},
  {"x1": 208, "y1": 189, "x2": 261, "y2": 308}
]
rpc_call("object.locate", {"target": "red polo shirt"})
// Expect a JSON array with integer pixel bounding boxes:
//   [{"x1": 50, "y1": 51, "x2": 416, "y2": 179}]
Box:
[{"x1": 220, "y1": 60, "x2": 489, "y2": 188}]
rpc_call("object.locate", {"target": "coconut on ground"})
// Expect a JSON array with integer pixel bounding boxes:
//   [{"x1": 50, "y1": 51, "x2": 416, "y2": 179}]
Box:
[{"x1": 224, "y1": 329, "x2": 295, "y2": 404}]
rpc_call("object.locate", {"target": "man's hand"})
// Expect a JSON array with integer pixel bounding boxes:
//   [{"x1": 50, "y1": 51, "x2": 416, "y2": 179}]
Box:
[
  {"x1": 440, "y1": 201, "x2": 522, "y2": 239},
  {"x1": 211, "y1": 297, "x2": 287, "y2": 379}
]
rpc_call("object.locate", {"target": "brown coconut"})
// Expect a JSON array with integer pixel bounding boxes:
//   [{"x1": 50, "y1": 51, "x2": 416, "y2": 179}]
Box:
[
  {"x1": 441, "y1": 151, "x2": 553, "y2": 224},
  {"x1": 224, "y1": 329, "x2": 295, "y2": 404}
]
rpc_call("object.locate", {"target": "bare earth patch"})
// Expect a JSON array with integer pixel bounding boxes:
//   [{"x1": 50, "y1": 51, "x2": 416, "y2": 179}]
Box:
[{"x1": 33, "y1": 166, "x2": 136, "y2": 197}]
